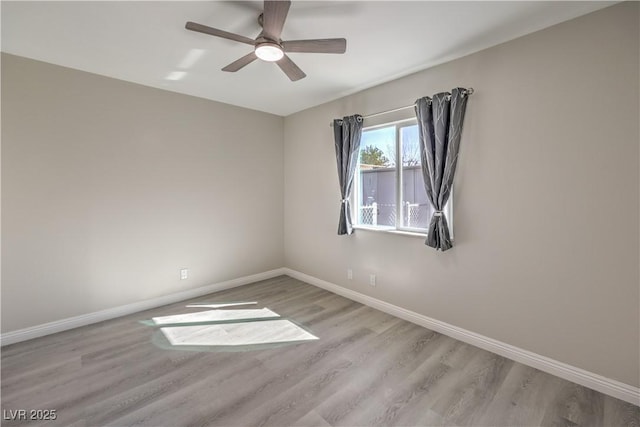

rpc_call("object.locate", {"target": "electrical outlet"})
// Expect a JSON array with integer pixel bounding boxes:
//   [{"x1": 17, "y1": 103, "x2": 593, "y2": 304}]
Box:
[
  {"x1": 369, "y1": 274, "x2": 376, "y2": 287},
  {"x1": 347, "y1": 269, "x2": 353, "y2": 280},
  {"x1": 180, "y1": 268, "x2": 188, "y2": 280}
]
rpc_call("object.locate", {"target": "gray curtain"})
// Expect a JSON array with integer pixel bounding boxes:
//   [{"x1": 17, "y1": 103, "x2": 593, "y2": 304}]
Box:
[
  {"x1": 333, "y1": 115, "x2": 363, "y2": 235},
  {"x1": 415, "y1": 88, "x2": 469, "y2": 251}
]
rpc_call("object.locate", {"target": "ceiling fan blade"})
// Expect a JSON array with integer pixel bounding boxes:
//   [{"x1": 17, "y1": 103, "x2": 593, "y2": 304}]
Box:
[
  {"x1": 276, "y1": 54, "x2": 306, "y2": 81},
  {"x1": 185, "y1": 21, "x2": 255, "y2": 46},
  {"x1": 263, "y1": 1, "x2": 291, "y2": 40},
  {"x1": 222, "y1": 52, "x2": 258, "y2": 72},
  {"x1": 282, "y1": 38, "x2": 347, "y2": 54}
]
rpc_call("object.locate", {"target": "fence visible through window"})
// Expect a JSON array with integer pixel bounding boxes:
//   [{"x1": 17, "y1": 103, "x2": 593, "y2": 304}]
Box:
[
  {"x1": 359, "y1": 202, "x2": 432, "y2": 229},
  {"x1": 405, "y1": 202, "x2": 419, "y2": 228},
  {"x1": 359, "y1": 203, "x2": 377, "y2": 225}
]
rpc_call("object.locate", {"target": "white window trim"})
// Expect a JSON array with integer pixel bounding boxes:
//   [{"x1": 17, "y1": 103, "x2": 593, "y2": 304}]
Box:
[
  {"x1": 352, "y1": 225, "x2": 428, "y2": 238},
  {"x1": 352, "y1": 118, "x2": 453, "y2": 238}
]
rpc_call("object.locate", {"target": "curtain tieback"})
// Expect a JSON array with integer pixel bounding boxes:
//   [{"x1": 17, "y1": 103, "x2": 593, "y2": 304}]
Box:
[
  {"x1": 341, "y1": 199, "x2": 349, "y2": 204},
  {"x1": 433, "y1": 211, "x2": 444, "y2": 217}
]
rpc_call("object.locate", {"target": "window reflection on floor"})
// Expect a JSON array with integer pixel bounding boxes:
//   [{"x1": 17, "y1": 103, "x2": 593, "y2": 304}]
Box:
[{"x1": 144, "y1": 302, "x2": 318, "y2": 352}]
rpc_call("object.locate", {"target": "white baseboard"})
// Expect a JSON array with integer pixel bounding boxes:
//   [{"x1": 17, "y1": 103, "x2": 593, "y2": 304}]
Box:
[
  {"x1": 2, "y1": 266, "x2": 637, "y2": 405},
  {"x1": 282, "y1": 268, "x2": 640, "y2": 406},
  {"x1": 0, "y1": 268, "x2": 287, "y2": 347}
]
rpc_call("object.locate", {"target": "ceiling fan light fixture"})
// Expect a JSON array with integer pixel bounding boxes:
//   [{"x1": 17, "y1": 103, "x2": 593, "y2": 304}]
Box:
[{"x1": 255, "y1": 42, "x2": 284, "y2": 62}]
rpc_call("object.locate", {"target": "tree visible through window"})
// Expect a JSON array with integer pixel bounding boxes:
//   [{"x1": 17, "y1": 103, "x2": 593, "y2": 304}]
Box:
[
  {"x1": 360, "y1": 146, "x2": 389, "y2": 167},
  {"x1": 354, "y1": 119, "x2": 452, "y2": 233}
]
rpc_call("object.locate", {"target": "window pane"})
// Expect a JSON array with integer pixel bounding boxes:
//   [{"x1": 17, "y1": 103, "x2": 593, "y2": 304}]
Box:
[
  {"x1": 358, "y1": 126, "x2": 396, "y2": 228},
  {"x1": 400, "y1": 125, "x2": 430, "y2": 229}
]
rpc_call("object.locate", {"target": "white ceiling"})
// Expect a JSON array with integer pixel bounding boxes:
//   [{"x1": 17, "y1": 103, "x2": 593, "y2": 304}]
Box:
[{"x1": 2, "y1": 1, "x2": 614, "y2": 116}]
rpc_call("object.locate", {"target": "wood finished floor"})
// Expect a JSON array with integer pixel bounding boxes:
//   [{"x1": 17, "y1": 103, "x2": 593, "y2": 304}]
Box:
[{"x1": 1, "y1": 276, "x2": 638, "y2": 427}]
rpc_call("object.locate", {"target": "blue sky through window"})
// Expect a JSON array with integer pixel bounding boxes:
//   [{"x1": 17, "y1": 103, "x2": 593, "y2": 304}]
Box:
[
  {"x1": 400, "y1": 125, "x2": 420, "y2": 166},
  {"x1": 361, "y1": 123, "x2": 420, "y2": 167},
  {"x1": 360, "y1": 126, "x2": 396, "y2": 166}
]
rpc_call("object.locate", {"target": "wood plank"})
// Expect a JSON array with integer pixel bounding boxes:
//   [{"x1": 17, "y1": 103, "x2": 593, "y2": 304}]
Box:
[{"x1": 1, "y1": 277, "x2": 637, "y2": 426}]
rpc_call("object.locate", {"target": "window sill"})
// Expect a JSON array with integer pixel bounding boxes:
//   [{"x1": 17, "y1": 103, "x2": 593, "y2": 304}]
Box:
[{"x1": 352, "y1": 225, "x2": 427, "y2": 238}]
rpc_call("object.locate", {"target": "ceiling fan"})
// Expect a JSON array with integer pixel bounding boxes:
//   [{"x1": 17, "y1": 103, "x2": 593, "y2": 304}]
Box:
[{"x1": 185, "y1": 0, "x2": 346, "y2": 81}]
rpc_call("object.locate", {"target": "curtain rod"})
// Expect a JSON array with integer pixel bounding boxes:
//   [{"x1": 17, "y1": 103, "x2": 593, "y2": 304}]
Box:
[{"x1": 330, "y1": 87, "x2": 474, "y2": 127}]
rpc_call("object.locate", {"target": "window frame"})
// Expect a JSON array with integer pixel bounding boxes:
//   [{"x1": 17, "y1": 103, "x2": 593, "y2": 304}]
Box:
[{"x1": 352, "y1": 118, "x2": 453, "y2": 237}]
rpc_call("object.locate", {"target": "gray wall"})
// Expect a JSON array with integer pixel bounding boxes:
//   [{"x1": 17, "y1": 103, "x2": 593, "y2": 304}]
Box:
[
  {"x1": 1, "y1": 54, "x2": 284, "y2": 332},
  {"x1": 284, "y1": 2, "x2": 639, "y2": 388}
]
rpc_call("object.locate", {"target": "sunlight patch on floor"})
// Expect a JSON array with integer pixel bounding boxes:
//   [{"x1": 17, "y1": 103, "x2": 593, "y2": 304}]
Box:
[
  {"x1": 152, "y1": 308, "x2": 279, "y2": 325},
  {"x1": 160, "y1": 319, "x2": 318, "y2": 347},
  {"x1": 185, "y1": 301, "x2": 257, "y2": 309},
  {"x1": 145, "y1": 301, "x2": 319, "y2": 352}
]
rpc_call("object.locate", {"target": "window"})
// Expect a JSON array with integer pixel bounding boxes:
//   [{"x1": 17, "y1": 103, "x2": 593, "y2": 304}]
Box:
[{"x1": 354, "y1": 119, "x2": 452, "y2": 234}]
